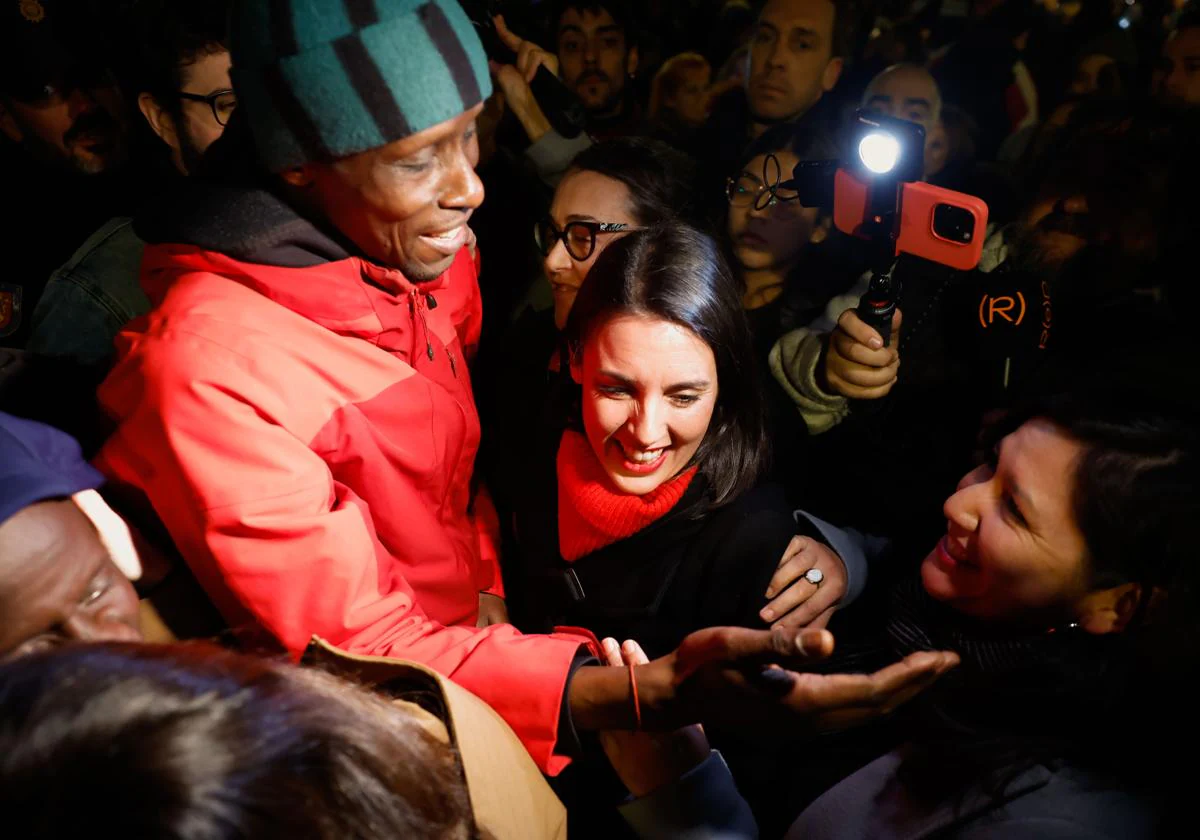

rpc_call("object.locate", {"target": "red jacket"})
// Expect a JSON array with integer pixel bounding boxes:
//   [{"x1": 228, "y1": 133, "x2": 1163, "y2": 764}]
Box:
[{"x1": 96, "y1": 222, "x2": 590, "y2": 773}]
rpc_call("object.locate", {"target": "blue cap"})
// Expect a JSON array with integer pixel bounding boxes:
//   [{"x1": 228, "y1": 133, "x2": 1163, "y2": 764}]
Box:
[{"x1": 0, "y1": 411, "x2": 104, "y2": 527}]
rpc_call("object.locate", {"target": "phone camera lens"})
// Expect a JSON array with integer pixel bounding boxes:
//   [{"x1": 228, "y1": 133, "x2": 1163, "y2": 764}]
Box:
[{"x1": 933, "y1": 204, "x2": 975, "y2": 243}]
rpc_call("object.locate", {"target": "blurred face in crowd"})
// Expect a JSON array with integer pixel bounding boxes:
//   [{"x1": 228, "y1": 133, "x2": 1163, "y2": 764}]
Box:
[
  {"x1": 139, "y1": 48, "x2": 233, "y2": 175},
  {"x1": 1155, "y1": 26, "x2": 1200, "y2": 109},
  {"x1": 746, "y1": 0, "x2": 842, "y2": 125},
  {"x1": 1068, "y1": 53, "x2": 1116, "y2": 97},
  {"x1": 862, "y1": 64, "x2": 941, "y2": 178},
  {"x1": 557, "y1": 7, "x2": 638, "y2": 117},
  {"x1": 665, "y1": 62, "x2": 712, "y2": 127},
  {"x1": 0, "y1": 498, "x2": 142, "y2": 660},
  {"x1": 574, "y1": 314, "x2": 718, "y2": 496},
  {"x1": 543, "y1": 169, "x2": 638, "y2": 330},
  {"x1": 284, "y1": 106, "x2": 484, "y2": 282},
  {"x1": 0, "y1": 65, "x2": 128, "y2": 175},
  {"x1": 727, "y1": 149, "x2": 819, "y2": 274},
  {"x1": 922, "y1": 420, "x2": 1093, "y2": 626}
]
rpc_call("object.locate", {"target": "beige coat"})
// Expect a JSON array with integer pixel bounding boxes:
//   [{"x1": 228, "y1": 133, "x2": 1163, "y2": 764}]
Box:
[{"x1": 302, "y1": 636, "x2": 568, "y2": 840}]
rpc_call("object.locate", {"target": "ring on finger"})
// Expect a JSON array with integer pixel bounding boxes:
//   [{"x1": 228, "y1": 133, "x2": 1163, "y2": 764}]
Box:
[{"x1": 802, "y1": 568, "x2": 824, "y2": 586}]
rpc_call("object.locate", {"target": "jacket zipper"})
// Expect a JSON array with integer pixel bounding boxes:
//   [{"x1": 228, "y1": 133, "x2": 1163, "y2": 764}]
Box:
[{"x1": 410, "y1": 290, "x2": 434, "y2": 361}]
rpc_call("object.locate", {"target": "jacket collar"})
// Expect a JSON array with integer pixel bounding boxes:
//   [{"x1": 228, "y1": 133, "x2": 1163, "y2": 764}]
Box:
[{"x1": 135, "y1": 177, "x2": 458, "y2": 336}]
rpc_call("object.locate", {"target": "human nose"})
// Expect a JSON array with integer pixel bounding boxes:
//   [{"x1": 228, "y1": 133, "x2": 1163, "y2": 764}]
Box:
[
  {"x1": 627, "y1": 397, "x2": 666, "y2": 446},
  {"x1": 441, "y1": 148, "x2": 485, "y2": 212}
]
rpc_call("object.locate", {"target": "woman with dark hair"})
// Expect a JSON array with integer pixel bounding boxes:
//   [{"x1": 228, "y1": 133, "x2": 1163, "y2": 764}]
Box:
[
  {"x1": 513, "y1": 225, "x2": 843, "y2": 657},
  {"x1": 724, "y1": 120, "x2": 839, "y2": 357},
  {"x1": 0, "y1": 642, "x2": 481, "y2": 839},
  {"x1": 601, "y1": 388, "x2": 1196, "y2": 837},
  {"x1": 777, "y1": 388, "x2": 1199, "y2": 838}
]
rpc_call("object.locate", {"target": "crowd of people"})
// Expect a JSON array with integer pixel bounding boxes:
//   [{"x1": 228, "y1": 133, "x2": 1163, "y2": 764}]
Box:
[{"x1": 1, "y1": 0, "x2": 1198, "y2": 837}]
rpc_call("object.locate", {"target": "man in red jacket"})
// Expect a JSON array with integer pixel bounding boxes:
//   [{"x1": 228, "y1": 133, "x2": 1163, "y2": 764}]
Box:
[{"x1": 95, "y1": 0, "x2": 953, "y2": 774}]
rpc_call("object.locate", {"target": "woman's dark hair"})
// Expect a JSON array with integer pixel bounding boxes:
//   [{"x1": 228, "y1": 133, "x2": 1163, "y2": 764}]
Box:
[
  {"x1": 0, "y1": 643, "x2": 476, "y2": 839},
  {"x1": 565, "y1": 225, "x2": 769, "y2": 508},
  {"x1": 903, "y1": 387, "x2": 1200, "y2": 811},
  {"x1": 990, "y1": 389, "x2": 1199, "y2": 604},
  {"x1": 738, "y1": 119, "x2": 837, "y2": 173},
  {"x1": 569, "y1": 137, "x2": 707, "y2": 231},
  {"x1": 126, "y1": 0, "x2": 230, "y2": 121}
]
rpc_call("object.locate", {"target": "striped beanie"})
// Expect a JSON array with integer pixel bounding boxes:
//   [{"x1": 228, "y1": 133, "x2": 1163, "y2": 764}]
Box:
[{"x1": 230, "y1": 0, "x2": 492, "y2": 172}]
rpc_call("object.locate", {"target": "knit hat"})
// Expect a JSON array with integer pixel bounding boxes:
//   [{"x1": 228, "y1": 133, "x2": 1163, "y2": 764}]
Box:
[{"x1": 230, "y1": 0, "x2": 492, "y2": 172}]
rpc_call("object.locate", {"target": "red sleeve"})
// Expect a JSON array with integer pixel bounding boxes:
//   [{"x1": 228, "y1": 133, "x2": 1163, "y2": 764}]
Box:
[{"x1": 96, "y1": 332, "x2": 590, "y2": 774}]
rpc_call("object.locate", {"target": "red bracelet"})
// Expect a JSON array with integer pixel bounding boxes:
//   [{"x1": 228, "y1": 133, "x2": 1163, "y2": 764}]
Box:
[{"x1": 627, "y1": 662, "x2": 642, "y2": 730}]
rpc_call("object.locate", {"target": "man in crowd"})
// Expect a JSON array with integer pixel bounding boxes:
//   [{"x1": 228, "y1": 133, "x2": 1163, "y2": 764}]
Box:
[
  {"x1": 28, "y1": 0, "x2": 232, "y2": 366},
  {"x1": 554, "y1": 0, "x2": 640, "y2": 138},
  {"x1": 861, "y1": 62, "x2": 943, "y2": 179},
  {"x1": 93, "y1": 0, "x2": 949, "y2": 774},
  {"x1": 698, "y1": 0, "x2": 847, "y2": 203},
  {"x1": 0, "y1": 0, "x2": 136, "y2": 348},
  {"x1": 1155, "y1": 12, "x2": 1200, "y2": 110},
  {"x1": 0, "y1": 410, "x2": 146, "y2": 659}
]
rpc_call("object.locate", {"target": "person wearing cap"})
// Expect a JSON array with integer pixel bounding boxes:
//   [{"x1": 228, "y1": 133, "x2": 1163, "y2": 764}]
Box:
[
  {"x1": 0, "y1": 0, "x2": 137, "y2": 349},
  {"x1": 0, "y1": 410, "x2": 146, "y2": 658},
  {"x1": 94, "y1": 0, "x2": 953, "y2": 775}
]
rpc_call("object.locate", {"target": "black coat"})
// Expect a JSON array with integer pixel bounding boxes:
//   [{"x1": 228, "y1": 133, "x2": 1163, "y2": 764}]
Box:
[{"x1": 512, "y1": 433, "x2": 805, "y2": 659}]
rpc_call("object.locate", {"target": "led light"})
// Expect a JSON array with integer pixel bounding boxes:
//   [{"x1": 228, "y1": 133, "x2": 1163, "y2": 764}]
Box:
[
  {"x1": 1118, "y1": 16, "x2": 1131, "y2": 28},
  {"x1": 858, "y1": 131, "x2": 901, "y2": 175}
]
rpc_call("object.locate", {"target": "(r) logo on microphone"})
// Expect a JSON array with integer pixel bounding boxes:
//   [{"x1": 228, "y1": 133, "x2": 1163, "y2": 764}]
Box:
[{"x1": 978, "y1": 292, "x2": 1026, "y2": 328}]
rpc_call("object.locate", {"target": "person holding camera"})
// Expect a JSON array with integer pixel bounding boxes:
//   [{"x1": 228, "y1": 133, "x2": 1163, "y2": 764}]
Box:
[{"x1": 769, "y1": 99, "x2": 1191, "y2": 548}]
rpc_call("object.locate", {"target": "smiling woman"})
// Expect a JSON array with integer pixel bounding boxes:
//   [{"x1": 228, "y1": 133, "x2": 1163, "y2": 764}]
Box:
[
  {"x1": 782, "y1": 388, "x2": 1200, "y2": 839},
  {"x1": 512, "y1": 225, "x2": 813, "y2": 658}
]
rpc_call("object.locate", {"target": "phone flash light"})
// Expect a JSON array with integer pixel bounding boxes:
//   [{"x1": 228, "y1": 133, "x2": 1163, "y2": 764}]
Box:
[{"x1": 859, "y1": 131, "x2": 901, "y2": 175}]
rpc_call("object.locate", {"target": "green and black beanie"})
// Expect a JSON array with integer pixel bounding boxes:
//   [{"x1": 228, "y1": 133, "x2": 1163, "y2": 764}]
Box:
[{"x1": 230, "y1": 0, "x2": 492, "y2": 172}]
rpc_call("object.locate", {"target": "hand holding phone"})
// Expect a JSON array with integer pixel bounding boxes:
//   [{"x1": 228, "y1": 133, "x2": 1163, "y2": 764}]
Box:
[{"x1": 823, "y1": 308, "x2": 903, "y2": 401}]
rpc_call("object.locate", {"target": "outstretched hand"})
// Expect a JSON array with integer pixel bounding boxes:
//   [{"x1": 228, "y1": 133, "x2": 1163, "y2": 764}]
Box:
[{"x1": 661, "y1": 626, "x2": 958, "y2": 735}]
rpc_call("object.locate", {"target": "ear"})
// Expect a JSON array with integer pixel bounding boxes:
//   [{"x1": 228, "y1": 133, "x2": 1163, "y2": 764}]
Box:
[
  {"x1": 138, "y1": 92, "x2": 179, "y2": 151},
  {"x1": 821, "y1": 57, "x2": 844, "y2": 93},
  {"x1": 0, "y1": 99, "x2": 23, "y2": 144},
  {"x1": 626, "y1": 45, "x2": 639, "y2": 78},
  {"x1": 279, "y1": 163, "x2": 316, "y2": 189},
  {"x1": 1074, "y1": 583, "x2": 1152, "y2": 635}
]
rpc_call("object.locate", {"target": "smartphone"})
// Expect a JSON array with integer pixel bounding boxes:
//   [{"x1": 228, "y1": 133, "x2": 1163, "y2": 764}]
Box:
[{"x1": 833, "y1": 169, "x2": 989, "y2": 271}]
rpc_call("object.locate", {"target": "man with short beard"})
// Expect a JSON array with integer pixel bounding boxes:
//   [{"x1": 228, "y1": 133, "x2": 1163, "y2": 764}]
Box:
[
  {"x1": 0, "y1": 0, "x2": 136, "y2": 349},
  {"x1": 553, "y1": 0, "x2": 640, "y2": 138},
  {"x1": 696, "y1": 0, "x2": 848, "y2": 211},
  {"x1": 28, "y1": 0, "x2": 232, "y2": 366}
]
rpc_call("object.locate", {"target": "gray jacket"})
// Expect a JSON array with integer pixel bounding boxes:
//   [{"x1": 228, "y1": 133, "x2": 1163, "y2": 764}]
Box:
[{"x1": 787, "y1": 750, "x2": 1158, "y2": 840}]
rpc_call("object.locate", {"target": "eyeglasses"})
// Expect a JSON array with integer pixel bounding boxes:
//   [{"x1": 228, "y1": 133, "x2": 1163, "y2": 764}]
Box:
[
  {"x1": 178, "y1": 88, "x2": 237, "y2": 126},
  {"x1": 725, "y1": 153, "x2": 801, "y2": 210},
  {"x1": 534, "y1": 217, "x2": 638, "y2": 261}
]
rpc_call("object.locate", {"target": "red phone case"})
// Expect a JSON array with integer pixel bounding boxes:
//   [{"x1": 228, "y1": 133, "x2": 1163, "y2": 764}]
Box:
[{"x1": 833, "y1": 169, "x2": 990, "y2": 271}]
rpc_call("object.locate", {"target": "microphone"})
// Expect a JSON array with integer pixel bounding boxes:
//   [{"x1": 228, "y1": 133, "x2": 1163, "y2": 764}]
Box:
[
  {"x1": 970, "y1": 267, "x2": 1052, "y2": 401},
  {"x1": 461, "y1": 1, "x2": 587, "y2": 140}
]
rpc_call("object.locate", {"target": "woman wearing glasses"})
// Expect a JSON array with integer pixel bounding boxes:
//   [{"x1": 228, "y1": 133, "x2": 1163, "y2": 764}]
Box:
[{"x1": 725, "y1": 121, "x2": 839, "y2": 358}]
